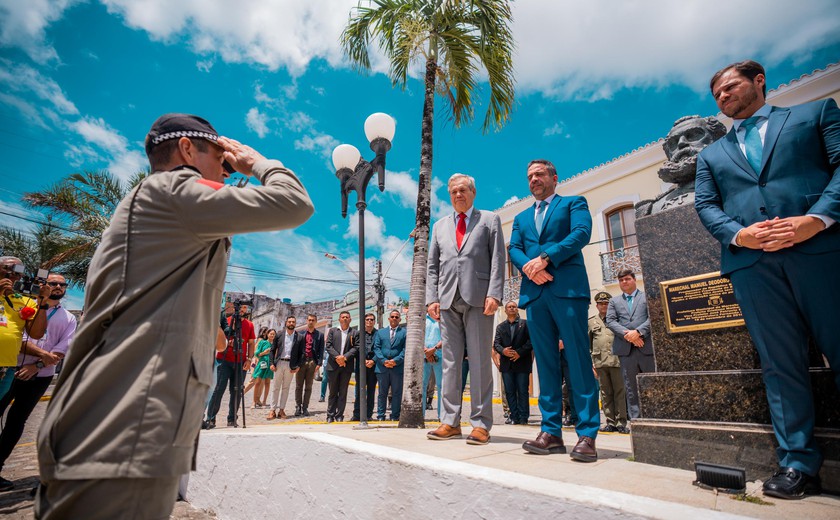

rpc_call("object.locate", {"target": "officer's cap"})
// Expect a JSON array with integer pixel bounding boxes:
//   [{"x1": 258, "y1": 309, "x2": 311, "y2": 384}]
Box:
[
  {"x1": 594, "y1": 291, "x2": 612, "y2": 303},
  {"x1": 145, "y1": 113, "x2": 235, "y2": 173}
]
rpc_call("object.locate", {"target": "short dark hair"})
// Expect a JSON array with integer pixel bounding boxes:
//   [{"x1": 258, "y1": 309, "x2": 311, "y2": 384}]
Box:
[
  {"x1": 145, "y1": 136, "x2": 209, "y2": 172},
  {"x1": 389, "y1": 310, "x2": 401, "y2": 317},
  {"x1": 616, "y1": 269, "x2": 636, "y2": 280},
  {"x1": 339, "y1": 311, "x2": 351, "y2": 318},
  {"x1": 307, "y1": 313, "x2": 317, "y2": 320},
  {"x1": 710, "y1": 60, "x2": 766, "y2": 97},
  {"x1": 527, "y1": 159, "x2": 557, "y2": 177},
  {"x1": 286, "y1": 315, "x2": 296, "y2": 322},
  {"x1": 364, "y1": 313, "x2": 375, "y2": 319}
]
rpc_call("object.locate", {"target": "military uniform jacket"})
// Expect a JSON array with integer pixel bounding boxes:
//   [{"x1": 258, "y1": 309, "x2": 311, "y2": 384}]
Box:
[
  {"x1": 588, "y1": 314, "x2": 619, "y2": 369},
  {"x1": 38, "y1": 160, "x2": 313, "y2": 481}
]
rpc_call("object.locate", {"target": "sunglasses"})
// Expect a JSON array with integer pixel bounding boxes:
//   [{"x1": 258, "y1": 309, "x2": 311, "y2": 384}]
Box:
[{"x1": 47, "y1": 282, "x2": 68, "y2": 287}]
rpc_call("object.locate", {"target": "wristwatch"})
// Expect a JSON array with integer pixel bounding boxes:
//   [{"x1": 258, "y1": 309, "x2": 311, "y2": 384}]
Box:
[
  {"x1": 539, "y1": 251, "x2": 550, "y2": 263},
  {"x1": 35, "y1": 361, "x2": 45, "y2": 369}
]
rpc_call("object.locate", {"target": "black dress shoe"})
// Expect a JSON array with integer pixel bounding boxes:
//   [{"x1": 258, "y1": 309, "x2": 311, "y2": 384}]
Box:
[
  {"x1": 762, "y1": 467, "x2": 821, "y2": 499},
  {"x1": 350, "y1": 415, "x2": 361, "y2": 421},
  {"x1": 617, "y1": 425, "x2": 630, "y2": 434},
  {"x1": 522, "y1": 431, "x2": 566, "y2": 455},
  {"x1": 327, "y1": 416, "x2": 335, "y2": 423},
  {"x1": 505, "y1": 417, "x2": 513, "y2": 424},
  {"x1": 336, "y1": 416, "x2": 344, "y2": 422},
  {"x1": 599, "y1": 424, "x2": 617, "y2": 433},
  {"x1": 294, "y1": 405, "x2": 302, "y2": 417},
  {"x1": 204, "y1": 419, "x2": 215, "y2": 430},
  {"x1": 570, "y1": 436, "x2": 597, "y2": 463}
]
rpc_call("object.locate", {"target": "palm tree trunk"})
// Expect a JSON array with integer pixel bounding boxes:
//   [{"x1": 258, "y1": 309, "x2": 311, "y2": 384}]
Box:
[{"x1": 398, "y1": 56, "x2": 437, "y2": 428}]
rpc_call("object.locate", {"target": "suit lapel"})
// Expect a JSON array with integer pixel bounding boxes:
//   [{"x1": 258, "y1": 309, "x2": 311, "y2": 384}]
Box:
[
  {"x1": 720, "y1": 129, "x2": 757, "y2": 180},
  {"x1": 759, "y1": 107, "x2": 790, "y2": 175},
  {"x1": 525, "y1": 203, "x2": 539, "y2": 239},
  {"x1": 539, "y1": 196, "x2": 562, "y2": 239}
]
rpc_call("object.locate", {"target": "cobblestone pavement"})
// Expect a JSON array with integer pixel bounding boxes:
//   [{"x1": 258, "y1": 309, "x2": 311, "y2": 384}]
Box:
[{"x1": 0, "y1": 377, "x2": 510, "y2": 519}]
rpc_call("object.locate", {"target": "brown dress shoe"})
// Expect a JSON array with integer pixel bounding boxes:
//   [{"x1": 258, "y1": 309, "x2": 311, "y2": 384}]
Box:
[
  {"x1": 278, "y1": 410, "x2": 288, "y2": 419},
  {"x1": 427, "y1": 424, "x2": 463, "y2": 440},
  {"x1": 522, "y1": 431, "x2": 566, "y2": 455},
  {"x1": 570, "y1": 436, "x2": 597, "y2": 462},
  {"x1": 466, "y1": 427, "x2": 490, "y2": 445},
  {"x1": 267, "y1": 410, "x2": 277, "y2": 420}
]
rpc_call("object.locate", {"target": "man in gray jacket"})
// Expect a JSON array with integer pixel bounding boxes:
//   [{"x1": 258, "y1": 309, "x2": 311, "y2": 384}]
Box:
[
  {"x1": 36, "y1": 114, "x2": 314, "y2": 519},
  {"x1": 605, "y1": 269, "x2": 655, "y2": 421},
  {"x1": 426, "y1": 173, "x2": 505, "y2": 445}
]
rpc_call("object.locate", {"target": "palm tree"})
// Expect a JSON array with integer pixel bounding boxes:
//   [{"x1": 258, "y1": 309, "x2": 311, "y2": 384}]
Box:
[
  {"x1": 21, "y1": 170, "x2": 147, "y2": 287},
  {"x1": 342, "y1": 0, "x2": 515, "y2": 427},
  {"x1": 0, "y1": 218, "x2": 70, "y2": 275}
]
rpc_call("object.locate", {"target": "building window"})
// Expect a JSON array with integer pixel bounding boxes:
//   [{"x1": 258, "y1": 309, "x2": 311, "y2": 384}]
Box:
[{"x1": 605, "y1": 206, "x2": 637, "y2": 251}]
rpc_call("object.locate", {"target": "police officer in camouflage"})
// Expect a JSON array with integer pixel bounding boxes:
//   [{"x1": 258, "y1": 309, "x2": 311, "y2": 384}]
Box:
[{"x1": 588, "y1": 291, "x2": 628, "y2": 434}]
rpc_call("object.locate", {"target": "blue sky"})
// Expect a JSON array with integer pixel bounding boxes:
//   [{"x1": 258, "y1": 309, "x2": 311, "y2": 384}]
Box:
[{"x1": 1, "y1": 0, "x2": 839, "y2": 310}]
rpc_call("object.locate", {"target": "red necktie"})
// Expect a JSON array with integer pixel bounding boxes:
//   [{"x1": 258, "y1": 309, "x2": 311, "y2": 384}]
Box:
[{"x1": 456, "y1": 213, "x2": 466, "y2": 249}]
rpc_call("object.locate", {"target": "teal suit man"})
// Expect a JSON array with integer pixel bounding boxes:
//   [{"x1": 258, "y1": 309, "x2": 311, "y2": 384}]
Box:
[
  {"x1": 695, "y1": 61, "x2": 840, "y2": 498},
  {"x1": 509, "y1": 160, "x2": 600, "y2": 462}
]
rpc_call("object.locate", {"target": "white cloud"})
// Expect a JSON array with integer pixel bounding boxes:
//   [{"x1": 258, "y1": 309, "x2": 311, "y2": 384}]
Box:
[
  {"x1": 227, "y1": 229, "x2": 359, "y2": 303},
  {"x1": 196, "y1": 57, "x2": 215, "y2": 72},
  {"x1": 0, "y1": 0, "x2": 79, "y2": 63},
  {"x1": 294, "y1": 131, "x2": 339, "y2": 160},
  {"x1": 70, "y1": 116, "x2": 146, "y2": 180},
  {"x1": 0, "y1": 60, "x2": 78, "y2": 116},
  {"x1": 511, "y1": 0, "x2": 840, "y2": 99},
  {"x1": 384, "y1": 170, "x2": 419, "y2": 209},
  {"x1": 101, "y1": 0, "x2": 359, "y2": 76},
  {"x1": 72, "y1": 117, "x2": 128, "y2": 153},
  {"x1": 543, "y1": 122, "x2": 569, "y2": 138},
  {"x1": 343, "y1": 210, "x2": 413, "y2": 288},
  {"x1": 3, "y1": 1, "x2": 839, "y2": 101},
  {"x1": 245, "y1": 107, "x2": 270, "y2": 138},
  {"x1": 503, "y1": 195, "x2": 520, "y2": 206}
]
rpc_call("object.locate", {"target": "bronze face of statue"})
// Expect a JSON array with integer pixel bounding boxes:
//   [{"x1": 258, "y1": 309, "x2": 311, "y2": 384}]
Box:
[{"x1": 636, "y1": 115, "x2": 726, "y2": 217}]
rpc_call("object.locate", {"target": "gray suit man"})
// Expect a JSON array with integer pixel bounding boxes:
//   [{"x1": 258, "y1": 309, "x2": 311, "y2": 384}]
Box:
[
  {"x1": 605, "y1": 269, "x2": 654, "y2": 420},
  {"x1": 426, "y1": 173, "x2": 505, "y2": 445}
]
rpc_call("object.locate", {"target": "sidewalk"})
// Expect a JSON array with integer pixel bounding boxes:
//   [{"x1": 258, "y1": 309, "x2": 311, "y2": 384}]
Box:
[{"x1": 3, "y1": 386, "x2": 837, "y2": 519}]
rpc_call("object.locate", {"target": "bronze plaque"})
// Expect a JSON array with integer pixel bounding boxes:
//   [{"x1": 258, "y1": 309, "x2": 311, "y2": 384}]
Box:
[{"x1": 659, "y1": 272, "x2": 744, "y2": 333}]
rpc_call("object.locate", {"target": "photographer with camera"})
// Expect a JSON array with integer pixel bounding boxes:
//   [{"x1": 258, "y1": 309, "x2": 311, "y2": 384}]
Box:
[
  {"x1": 0, "y1": 256, "x2": 49, "y2": 401},
  {"x1": 35, "y1": 113, "x2": 314, "y2": 520},
  {"x1": 0, "y1": 273, "x2": 75, "y2": 492}
]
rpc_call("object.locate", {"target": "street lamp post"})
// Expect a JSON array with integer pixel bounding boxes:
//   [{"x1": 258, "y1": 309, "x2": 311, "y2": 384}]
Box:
[{"x1": 332, "y1": 112, "x2": 396, "y2": 429}]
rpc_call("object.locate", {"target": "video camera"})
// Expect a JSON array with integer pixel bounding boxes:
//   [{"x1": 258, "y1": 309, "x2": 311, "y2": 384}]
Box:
[{"x1": 1, "y1": 264, "x2": 48, "y2": 297}]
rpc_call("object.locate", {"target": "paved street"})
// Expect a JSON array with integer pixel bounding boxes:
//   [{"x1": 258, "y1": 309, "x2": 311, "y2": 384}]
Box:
[{"x1": 0, "y1": 378, "x2": 521, "y2": 519}]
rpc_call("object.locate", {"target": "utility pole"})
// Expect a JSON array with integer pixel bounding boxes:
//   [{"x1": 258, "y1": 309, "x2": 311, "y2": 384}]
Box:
[{"x1": 373, "y1": 260, "x2": 385, "y2": 328}]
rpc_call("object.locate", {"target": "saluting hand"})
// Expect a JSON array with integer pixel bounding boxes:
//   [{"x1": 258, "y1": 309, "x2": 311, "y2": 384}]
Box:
[{"x1": 217, "y1": 137, "x2": 267, "y2": 177}]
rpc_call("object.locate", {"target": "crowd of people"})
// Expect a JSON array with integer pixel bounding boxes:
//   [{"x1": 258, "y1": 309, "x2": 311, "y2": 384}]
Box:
[{"x1": 0, "y1": 58, "x2": 833, "y2": 519}]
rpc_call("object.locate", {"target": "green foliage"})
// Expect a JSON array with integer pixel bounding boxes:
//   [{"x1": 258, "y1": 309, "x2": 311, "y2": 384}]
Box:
[
  {"x1": 4, "y1": 169, "x2": 149, "y2": 288},
  {"x1": 341, "y1": 0, "x2": 515, "y2": 132}
]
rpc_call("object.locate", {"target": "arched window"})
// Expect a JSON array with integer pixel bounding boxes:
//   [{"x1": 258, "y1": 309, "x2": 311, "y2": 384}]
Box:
[{"x1": 605, "y1": 206, "x2": 637, "y2": 251}]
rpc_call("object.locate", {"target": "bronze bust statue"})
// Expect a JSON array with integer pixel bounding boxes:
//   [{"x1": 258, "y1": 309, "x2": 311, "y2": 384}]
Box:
[{"x1": 636, "y1": 115, "x2": 726, "y2": 217}]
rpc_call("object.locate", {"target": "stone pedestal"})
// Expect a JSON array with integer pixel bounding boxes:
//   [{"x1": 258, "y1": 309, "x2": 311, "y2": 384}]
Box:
[{"x1": 633, "y1": 204, "x2": 840, "y2": 493}]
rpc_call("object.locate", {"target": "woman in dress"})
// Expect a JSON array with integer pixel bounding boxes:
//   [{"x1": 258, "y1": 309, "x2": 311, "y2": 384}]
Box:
[{"x1": 246, "y1": 328, "x2": 275, "y2": 407}]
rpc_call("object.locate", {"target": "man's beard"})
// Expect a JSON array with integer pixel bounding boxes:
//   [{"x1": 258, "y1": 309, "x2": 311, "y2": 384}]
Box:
[
  {"x1": 658, "y1": 156, "x2": 697, "y2": 184},
  {"x1": 49, "y1": 293, "x2": 65, "y2": 301}
]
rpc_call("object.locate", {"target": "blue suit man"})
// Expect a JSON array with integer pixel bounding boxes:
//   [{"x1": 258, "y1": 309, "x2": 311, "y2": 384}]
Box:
[
  {"x1": 509, "y1": 159, "x2": 600, "y2": 463},
  {"x1": 695, "y1": 60, "x2": 840, "y2": 500},
  {"x1": 373, "y1": 310, "x2": 407, "y2": 421}
]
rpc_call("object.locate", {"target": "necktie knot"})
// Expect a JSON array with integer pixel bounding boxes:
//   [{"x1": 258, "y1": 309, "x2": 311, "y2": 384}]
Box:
[{"x1": 742, "y1": 116, "x2": 761, "y2": 129}]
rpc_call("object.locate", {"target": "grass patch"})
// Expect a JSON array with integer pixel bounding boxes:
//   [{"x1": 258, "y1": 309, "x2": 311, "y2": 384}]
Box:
[{"x1": 626, "y1": 455, "x2": 635, "y2": 462}]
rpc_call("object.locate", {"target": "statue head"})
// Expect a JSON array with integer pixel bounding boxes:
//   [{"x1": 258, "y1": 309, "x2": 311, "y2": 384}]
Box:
[{"x1": 659, "y1": 115, "x2": 726, "y2": 184}]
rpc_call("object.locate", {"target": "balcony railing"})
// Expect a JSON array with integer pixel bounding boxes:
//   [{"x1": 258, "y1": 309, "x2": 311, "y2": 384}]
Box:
[{"x1": 599, "y1": 244, "x2": 641, "y2": 285}]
